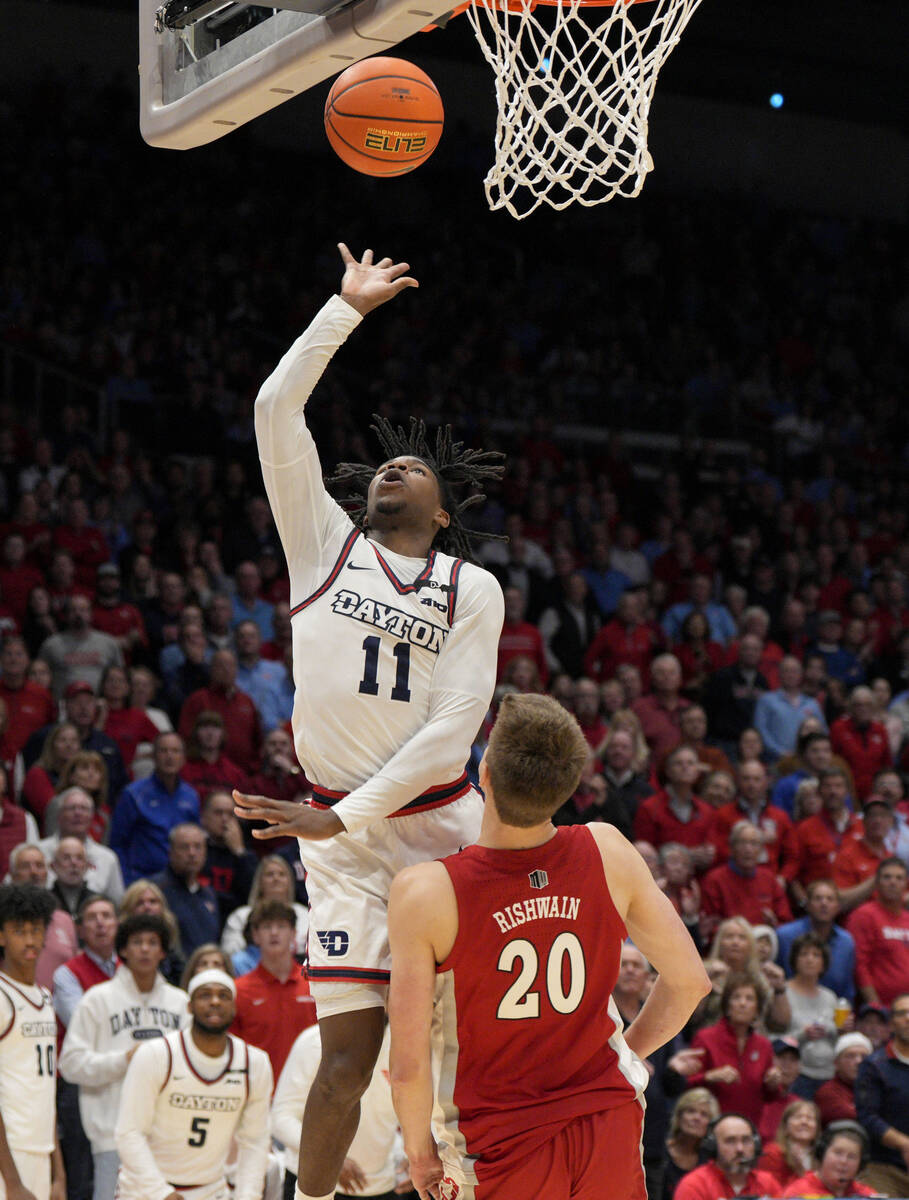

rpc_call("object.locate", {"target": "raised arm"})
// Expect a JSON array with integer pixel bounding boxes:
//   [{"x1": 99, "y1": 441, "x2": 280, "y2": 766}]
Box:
[
  {"x1": 587, "y1": 823, "x2": 711, "y2": 1060},
  {"x1": 254, "y1": 245, "x2": 418, "y2": 575}
]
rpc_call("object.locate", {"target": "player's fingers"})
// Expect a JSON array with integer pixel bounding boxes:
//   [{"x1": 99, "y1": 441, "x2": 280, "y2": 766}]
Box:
[
  {"x1": 362, "y1": 248, "x2": 374, "y2": 265},
  {"x1": 388, "y1": 261, "x2": 411, "y2": 279},
  {"x1": 390, "y1": 278, "x2": 419, "y2": 295},
  {"x1": 338, "y1": 242, "x2": 355, "y2": 264},
  {"x1": 375, "y1": 256, "x2": 394, "y2": 269},
  {"x1": 251, "y1": 820, "x2": 301, "y2": 839}
]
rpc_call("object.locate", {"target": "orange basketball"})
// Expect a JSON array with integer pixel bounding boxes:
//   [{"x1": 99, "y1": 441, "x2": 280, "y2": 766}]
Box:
[{"x1": 324, "y1": 57, "x2": 444, "y2": 177}]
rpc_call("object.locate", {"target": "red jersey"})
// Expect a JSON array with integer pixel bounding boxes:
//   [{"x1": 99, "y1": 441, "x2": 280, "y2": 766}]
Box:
[
  {"x1": 847, "y1": 898, "x2": 909, "y2": 1006},
  {"x1": 633, "y1": 789, "x2": 712, "y2": 853},
  {"x1": 797, "y1": 812, "x2": 863, "y2": 884},
  {"x1": 435, "y1": 826, "x2": 646, "y2": 1159},
  {"x1": 0, "y1": 679, "x2": 55, "y2": 760},
  {"x1": 782, "y1": 1169, "x2": 875, "y2": 1197},
  {"x1": 830, "y1": 716, "x2": 891, "y2": 801}
]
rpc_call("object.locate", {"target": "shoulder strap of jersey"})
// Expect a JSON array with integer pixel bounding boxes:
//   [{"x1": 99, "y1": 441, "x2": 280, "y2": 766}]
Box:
[
  {"x1": 0, "y1": 984, "x2": 15, "y2": 1040},
  {"x1": 447, "y1": 557, "x2": 464, "y2": 626},
  {"x1": 159, "y1": 1035, "x2": 174, "y2": 1092},
  {"x1": 289, "y1": 527, "x2": 360, "y2": 617}
]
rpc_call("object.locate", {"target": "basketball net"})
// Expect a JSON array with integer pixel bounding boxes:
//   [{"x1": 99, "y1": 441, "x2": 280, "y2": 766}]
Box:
[{"x1": 464, "y1": 0, "x2": 705, "y2": 219}]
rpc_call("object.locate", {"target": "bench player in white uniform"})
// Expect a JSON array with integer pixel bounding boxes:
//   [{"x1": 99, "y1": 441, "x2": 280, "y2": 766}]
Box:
[
  {"x1": 234, "y1": 244, "x2": 505, "y2": 1200},
  {"x1": 115, "y1": 969, "x2": 272, "y2": 1200},
  {"x1": 0, "y1": 884, "x2": 64, "y2": 1200}
]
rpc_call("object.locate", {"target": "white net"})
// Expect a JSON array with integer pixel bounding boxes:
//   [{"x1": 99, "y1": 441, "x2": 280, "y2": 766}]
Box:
[{"x1": 464, "y1": 0, "x2": 706, "y2": 219}]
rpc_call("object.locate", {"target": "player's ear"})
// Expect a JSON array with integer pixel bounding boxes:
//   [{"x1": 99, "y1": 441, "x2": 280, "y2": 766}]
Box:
[
  {"x1": 478, "y1": 754, "x2": 490, "y2": 794},
  {"x1": 435, "y1": 507, "x2": 450, "y2": 530}
]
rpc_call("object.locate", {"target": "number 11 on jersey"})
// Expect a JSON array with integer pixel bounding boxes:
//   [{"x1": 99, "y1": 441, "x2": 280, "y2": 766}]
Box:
[{"x1": 358, "y1": 635, "x2": 412, "y2": 702}]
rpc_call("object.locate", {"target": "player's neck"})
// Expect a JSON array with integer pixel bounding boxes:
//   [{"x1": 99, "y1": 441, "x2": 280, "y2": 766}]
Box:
[
  {"x1": 190, "y1": 1025, "x2": 229, "y2": 1058},
  {"x1": 0, "y1": 959, "x2": 37, "y2": 986},
  {"x1": 478, "y1": 812, "x2": 558, "y2": 851},
  {"x1": 367, "y1": 528, "x2": 433, "y2": 559}
]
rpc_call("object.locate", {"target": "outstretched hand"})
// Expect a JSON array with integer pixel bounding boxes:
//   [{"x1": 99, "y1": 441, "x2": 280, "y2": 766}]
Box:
[
  {"x1": 232, "y1": 790, "x2": 344, "y2": 841},
  {"x1": 338, "y1": 243, "x2": 418, "y2": 316}
]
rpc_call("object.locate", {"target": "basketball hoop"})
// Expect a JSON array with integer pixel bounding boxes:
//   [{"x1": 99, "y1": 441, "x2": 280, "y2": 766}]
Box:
[{"x1": 452, "y1": 0, "x2": 706, "y2": 219}]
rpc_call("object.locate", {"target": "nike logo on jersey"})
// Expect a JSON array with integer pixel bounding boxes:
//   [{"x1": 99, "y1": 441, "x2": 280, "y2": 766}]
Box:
[{"x1": 346, "y1": 564, "x2": 374, "y2": 571}]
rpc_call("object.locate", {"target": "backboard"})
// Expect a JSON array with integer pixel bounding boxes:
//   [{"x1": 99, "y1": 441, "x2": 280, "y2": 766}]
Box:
[{"x1": 139, "y1": 0, "x2": 455, "y2": 149}]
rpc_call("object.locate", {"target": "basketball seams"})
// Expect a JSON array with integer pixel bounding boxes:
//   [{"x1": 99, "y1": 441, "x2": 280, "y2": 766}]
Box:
[
  {"x1": 327, "y1": 74, "x2": 442, "y2": 106},
  {"x1": 328, "y1": 109, "x2": 443, "y2": 125}
]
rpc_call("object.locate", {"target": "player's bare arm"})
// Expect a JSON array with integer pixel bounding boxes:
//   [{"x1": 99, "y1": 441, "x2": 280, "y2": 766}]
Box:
[
  {"x1": 337, "y1": 243, "x2": 418, "y2": 315},
  {"x1": 387, "y1": 863, "x2": 458, "y2": 1200},
  {"x1": 587, "y1": 823, "x2": 711, "y2": 1060}
]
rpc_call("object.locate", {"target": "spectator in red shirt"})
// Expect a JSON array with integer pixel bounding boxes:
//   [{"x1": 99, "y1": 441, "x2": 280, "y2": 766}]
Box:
[
  {"x1": 757, "y1": 1099, "x2": 821, "y2": 1191},
  {"x1": 97, "y1": 663, "x2": 160, "y2": 769},
  {"x1": 794, "y1": 768, "x2": 863, "y2": 905},
  {"x1": 832, "y1": 797, "x2": 896, "y2": 913},
  {"x1": 91, "y1": 562, "x2": 148, "y2": 664},
  {"x1": 496, "y1": 586, "x2": 549, "y2": 686},
  {"x1": 181, "y1": 709, "x2": 248, "y2": 800},
  {"x1": 231, "y1": 898, "x2": 317, "y2": 1082},
  {"x1": 242, "y1": 727, "x2": 309, "y2": 855},
  {"x1": 674, "y1": 1113, "x2": 779, "y2": 1200},
  {"x1": 709, "y1": 760, "x2": 799, "y2": 883},
  {"x1": 633, "y1": 653, "x2": 691, "y2": 763},
  {"x1": 782, "y1": 1121, "x2": 876, "y2": 1198},
  {"x1": 583, "y1": 589, "x2": 660, "y2": 685},
  {"x1": 260, "y1": 600, "x2": 292, "y2": 662},
  {"x1": 52, "y1": 498, "x2": 110, "y2": 589},
  {"x1": 0, "y1": 635, "x2": 55, "y2": 763},
  {"x1": 0, "y1": 534, "x2": 43, "y2": 624},
  {"x1": 674, "y1": 705, "x2": 734, "y2": 782},
  {"x1": 675, "y1": 611, "x2": 726, "y2": 699},
  {"x1": 22, "y1": 720, "x2": 81, "y2": 830},
  {"x1": 572, "y1": 677, "x2": 609, "y2": 755},
  {"x1": 830, "y1": 686, "x2": 892, "y2": 802},
  {"x1": 688, "y1": 973, "x2": 782, "y2": 1126},
  {"x1": 179, "y1": 649, "x2": 262, "y2": 774},
  {"x1": 814, "y1": 1033, "x2": 873, "y2": 1126},
  {"x1": 633, "y1": 744, "x2": 714, "y2": 870},
  {"x1": 848, "y1": 857, "x2": 909, "y2": 1008},
  {"x1": 700, "y1": 821, "x2": 792, "y2": 935}
]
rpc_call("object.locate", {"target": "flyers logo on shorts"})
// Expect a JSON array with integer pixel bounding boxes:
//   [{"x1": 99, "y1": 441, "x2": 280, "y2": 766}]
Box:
[
  {"x1": 316, "y1": 930, "x2": 350, "y2": 957},
  {"x1": 440, "y1": 1178, "x2": 460, "y2": 1199}
]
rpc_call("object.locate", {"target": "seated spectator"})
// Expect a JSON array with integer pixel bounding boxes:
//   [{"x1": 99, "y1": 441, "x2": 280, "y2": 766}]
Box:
[
  {"x1": 794, "y1": 768, "x2": 862, "y2": 905},
  {"x1": 260, "y1": 600, "x2": 292, "y2": 663},
  {"x1": 735, "y1": 726, "x2": 769, "y2": 767},
  {"x1": 674, "y1": 612, "x2": 726, "y2": 700},
  {"x1": 659, "y1": 844, "x2": 703, "y2": 951},
  {"x1": 0, "y1": 635, "x2": 56, "y2": 764},
  {"x1": 0, "y1": 764, "x2": 38, "y2": 879},
  {"x1": 674, "y1": 706, "x2": 734, "y2": 780},
  {"x1": 38, "y1": 594, "x2": 123, "y2": 701},
  {"x1": 127, "y1": 666, "x2": 172, "y2": 734},
  {"x1": 814, "y1": 1033, "x2": 873, "y2": 1125},
  {"x1": 258, "y1": 644, "x2": 294, "y2": 734},
  {"x1": 702, "y1": 634, "x2": 770, "y2": 751},
  {"x1": 178, "y1": 942, "x2": 234, "y2": 991},
  {"x1": 772, "y1": 729, "x2": 837, "y2": 817},
  {"x1": 221, "y1": 854, "x2": 308, "y2": 972},
  {"x1": 583, "y1": 589, "x2": 659, "y2": 686},
  {"x1": 855, "y1": 1002, "x2": 889, "y2": 1050},
  {"x1": 96, "y1": 664, "x2": 159, "y2": 770},
  {"x1": 753, "y1": 923, "x2": 779, "y2": 967},
  {"x1": 152, "y1": 822, "x2": 220, "y2": 957},
  {"x1": 230, "y1": 899, "x2": 316, "y2": 1081},
  {"x1": 234, "y1": 619, "x2": 286, "y2": 725},
  {"x1": 141, "y1": 571, "x2": 186, "y2": 662},
  {"x1": 38, "y1": 787, "x2": 123, "y2": 902},
  {"x1": 847, "y1": 857, "x2": 909, "y2": 1008},
  {"x1": 663, "y1": 1088, "x2": 720, "y2": 1200},
  {"x1": 572, "y1": 677, "x2": 609, "y2": 754},
  {"x1": 782, "y1": 933, "x2": 839, "y2": 1098},
  {"x1": 45, "y1": 749, "x2": 111, "y2": 843},
  {"x1": 203, "y1": 592, "x2": 235, "y2": 653},
  {"x1": 24, "y1": 680, "x2": 128, "y2": 807},
  {"x1": 699, "y1": 769, "x2": 736, "y2": 812},
  {"x1": 830, "y1": 685, "x2": 892, "y2": 802},
  {"x1": 496, "y1": 586, "x2": 548, "y2": 685},
  {"x1": 759, "y1": 1038, "x2": 803, "y2": 1143},
  {"x1": 497, "y1": 654, "x2": 543, "y2": 697},
  {"x1": 633, "y1": 744, "x2": 714, "y2": 870},
  {"x1": 755, "y1": 655, "x2": 827, "y2": 761},
  {"x1": 559, "y1": 726, "x2": 652, "y2": 836},
  {"x1": 726, "y1": 607, "x2": 784, "y2": 686},
  {"x1": 230, "y1": 561, "x2": 275, "y2": 639},
  {"x1": 674, "y1": 1112, "x2": 777, "y2": 1200},
  {"x1": 49, "y1": 836, "x2": 95, "y2": 918},
  {"x1": 757, "y1": 1099, "x2": 821, "y2": 1191},
  {"x1": 0, "y1": 534, "x2": 43, "y2": 626},
  {"x1": 811, "y1": 610, "x2": 865, "y2": 687},
  {"x1": 700, "y1": 821, "x2": 791, "y2": 936},
  {"x1": 178, "y1": 650, "x2": 262, "y2": 774},
  {"x1": 632, "y1": 653, "x2": 691, "y2": 763},
  {"x1": 199, "y1": 788, "x2": 257, "y2": 925},
  {"x1": 687, "y1": 973, "x2": 782, "y2": 1126},
  {"x1": 537, "y1": 570, "x2": 600, "y2": 680},
  {"x1": 118, "y1": 878, "x2": 185, "y2": 987},
  {"x1": 22, "y1": 720, "x2": 80, "y2": 830},
  {"x1": 782, "y1": 1121, "x2": 876, "y2": 1198},
  {"x1": 161, "y1": 624, "x2": 212, "y2": 718},
  {"x1": 242, "y1": 727, "x2": 308, "y2": 855},
  {"x1": 833, "y1": 796, "x2": 898, "y2": 913},
  {"x1": 180, "y1": 709, "x2": 248, "y2": 800},
  {"x1": 663, "y1": 574, "x2": 737, "y2": 646},
  {"x1": 109, "y1": 732, "x2": 201, "y2": 885},
  {"x1": 708, "y1": 760, "x2": 798, "y2": 882},
  {"x1": 695, "y1": 917, "x2": 789, "y2": 1034},
  {"x1": 91, "y1": 562, "x2": 148, "y2": 665},
  {"x1": 855, "y1": 991, "x2": 909, "y2": 1197},
  {"x1": 7, "y1": 842, "x2": 78, "y2": 987},
  {"x1": 777, "y1": 879, "x2": 857, "y2": 1003}
]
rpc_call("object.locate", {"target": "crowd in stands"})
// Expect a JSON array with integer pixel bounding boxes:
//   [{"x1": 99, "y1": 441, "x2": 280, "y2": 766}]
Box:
[{"x1": 2, "y1": 77, "x2": 909, "y2": 1200}]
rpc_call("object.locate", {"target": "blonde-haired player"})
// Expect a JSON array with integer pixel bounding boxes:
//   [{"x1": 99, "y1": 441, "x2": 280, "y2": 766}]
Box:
[{"x1": 115, "y1": 969, "x2": 272, "y2": 1200}]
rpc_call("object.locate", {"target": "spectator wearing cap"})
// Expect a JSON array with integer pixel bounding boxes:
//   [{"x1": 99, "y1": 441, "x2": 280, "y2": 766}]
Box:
[
  {"x1": 91, "y1": 562, "x2": 148, "y2": 665},
  {"x1": 754, "y1": 656, "x2": 827, "y2": 761},
  {"x1": 0, "y1": 636, "x2": 56, "y2": 766},
  {"x1": 814, "y1": 1033, "x2": 873, "y2": 1125},
  {"x1": 178, "y1": 650, "x2": 262, "y2": 774},
  {"x1": 856, "y1": 1003, "x2": 890, "y2": 1050},
  {"x1": 700, "y1": 821, "x2": 791, "y2": 935},
  {"x1": 633, "y1": 744, "x2": 714, "y2": 869},
  {"x1": 231, "y1": 561, "x2": 275, "y2": 641},
  {"x1": 776, "y1": 879, "x2": 857, "y2": 1003},
  {"x1": 794, "y1": 768, "x2": 862, "y2": 901},
  {"x1": 662, "y1": 573, "x2": 737, "y2": 646},
  {"x1": 833, "y1": 797, "x2": 899, "y2": 912},
  {"x1": 854, "y1": 991, "x2": 909, "y2": 1197},
  {"x1": 708, "y1": 760, "x2": 799, "y2": 884},
  {"x1": 37, "y1": 593, "x2": 123, "y2": 700},
  {"x1": 830, "y1": 686, "x2": 892, "y2": 802},
  {"x1": 848, "y1": 857, "x2": 909, "y2": 1008},
  {"x1": 633, "y1": 653, "x2": 692, "y2": 763},
  {"x1": 759, "y1": 1038, "x2": 804, "y2": 1142},
  {"x1": 234, "y1": 620, "x2": 286, "y2": 727},
  {"x1": 152, "y1": 822, "x2": 220, "y2": 956},
  {"x1": 109, "y1": 732, "x2": 201, "y2": 885},
  {"x1": 181, "y1": 709, "x2": 248, "y2": 799}
]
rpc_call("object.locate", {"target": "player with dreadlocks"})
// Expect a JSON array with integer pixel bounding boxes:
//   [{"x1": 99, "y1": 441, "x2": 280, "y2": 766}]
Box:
[{"x1": 234, "y1": 244, "x2": 505, "y2": 1200}]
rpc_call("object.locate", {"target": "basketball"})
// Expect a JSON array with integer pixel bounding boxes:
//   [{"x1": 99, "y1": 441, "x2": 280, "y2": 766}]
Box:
[{"x1": 324, "y1": 57, "x2": 444, "y2": 177}]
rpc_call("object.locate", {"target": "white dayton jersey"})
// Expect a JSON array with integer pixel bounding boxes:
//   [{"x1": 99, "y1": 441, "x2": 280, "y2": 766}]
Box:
[
  {"x1": 255, "y1": 295, "x2": 504, "y2": 837},
  {"x1": 115, "y1": 1030, "x2": 272, "y2": 1200},
  {"x1": 0, "y1": 971, "x2": 57, "y2": 1154}
]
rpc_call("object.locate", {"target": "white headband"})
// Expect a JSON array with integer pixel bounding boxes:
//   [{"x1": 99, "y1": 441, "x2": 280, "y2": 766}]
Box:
[{"x1": 187, "y1": 968, "x2": 236, "y2": 999}]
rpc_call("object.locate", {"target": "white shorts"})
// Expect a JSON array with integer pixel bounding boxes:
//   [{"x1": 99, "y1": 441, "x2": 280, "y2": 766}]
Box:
[
  {"x1": 299, "y1": 788, "x2": 483, "y2": 1017},
  {"x1": 0, "y1": 1150, "x2": 51, "y2": 1200}
]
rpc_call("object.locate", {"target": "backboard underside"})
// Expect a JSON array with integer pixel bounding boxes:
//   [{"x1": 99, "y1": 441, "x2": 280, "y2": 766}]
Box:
[{"x1": 139, "y1": 0, "x2": 455, "y2": 149}]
